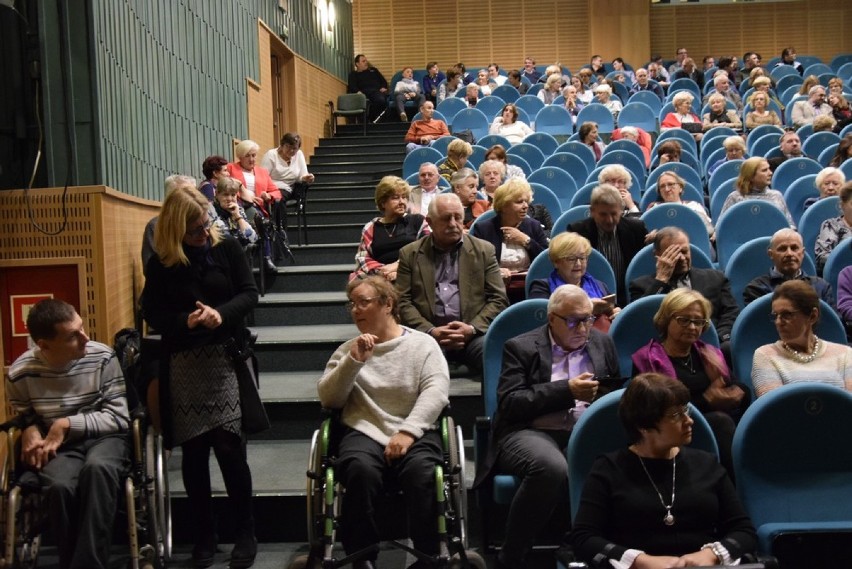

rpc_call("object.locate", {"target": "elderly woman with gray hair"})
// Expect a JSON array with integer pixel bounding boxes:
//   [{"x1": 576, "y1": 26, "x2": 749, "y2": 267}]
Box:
[{"x1": 661, "y1": 91, "x2": 703, "y2": 142}]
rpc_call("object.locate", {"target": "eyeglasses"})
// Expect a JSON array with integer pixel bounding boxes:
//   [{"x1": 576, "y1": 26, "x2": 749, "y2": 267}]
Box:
[
  {"x1": 658, "y1": 182, "x2": 681, "y2": 190},
  {"x1": 186, "y1": 218, "x2": 213, "y2": 237},
  {"x1": 561, "y1": 255, "x2": 589, "y2": 265},
  {"x1": 770, "y1": 311, "x2": 800, "y2": 323},
  {"x1": 673, "y1": 316, "x2": 709, "y2": 328},
  {"x1": 665, "y1": 406, "x2": 691, "y2": 423},
  {"x1": 346, "y1": 297, "x2": 379, "y2": 311},
  {"x1": 555, "y1": 314, "x2": 596, "y2": 329}
]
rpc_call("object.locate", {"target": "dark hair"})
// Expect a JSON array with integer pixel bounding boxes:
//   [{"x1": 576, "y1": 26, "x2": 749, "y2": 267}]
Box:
[
  {"x1": 455, "y1": 63, "x2": 466, "y2": 73},
  {"x1": 652, "y1": 226, "x2": 687, "y2": 254},
  {"x1": 426, "y1": 61, "x2": 438, "y2": 70},
  {"x1": 781, "y1": 47, "x2": 796, "y2": 59},
  {"x1": 773, "y1": 280, "x2": 820, "y2": 322},
  {"x1": 578, "y1": 121, "x2": 598, "y2": 142},
  {"x1": 612, "y1": 57, "x2": 625, "y2": 66},
  {"x1": 702, "y1": 55, "x2": 714, "y2": 65},
  {"x1": 619, "y1": 373, "x2": 691, "y2": 444},
  {"x1": 280, "y1": 132, "x2": 301, "y2": 148},
  {"x1": 202, "y1": 155, "x2": 228, "y2": 180},
  {"x1": 489, "y1": 63, "x2": 500, "y2": 71},
  {"x1": 26, "y1": 298, "x2": 77, "y2": 342},
  {"x1": 346, "y1": 275, "x2": 400, "y2": 322},
  {"x1": 717, "y1": 56, "x2": 733, "y2": 70},
  {"x1": 446, "y1": 69, "x2": 460, "y2": 82},
  {"x1": 508, "y1": 69, "x2": 521, "y2": 81},
  {"x1": 354, "y1": 54, "x2": 365, "y2": 64},
  {"x1": 743, "y1": 51, "x2": 755, "y2": 62},
  {"x1": 485, "y1": 144, "x2": 507, "y2": 162},
  {"x1": 656, "y1": 140, "x2": 682, "y2": 161},
  {"x1": 501, "y1": 104, "x2": 518, "y2": 122},
  {"x1": 829, "y1": 135, "x2": 852, "y2": 167}
]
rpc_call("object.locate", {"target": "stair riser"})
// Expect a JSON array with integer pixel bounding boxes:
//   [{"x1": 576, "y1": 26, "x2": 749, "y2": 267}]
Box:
[
  {"x1": 306, "y1": 187, "x2": 378, "y2": 199},
  {"x1": 262, "y1": 271, "x2": 349, "y2": 293},
  {"x1": 294, "y1": 210, "x2": 375, "y2": 225},
  {"x1": 313, "y1": 144, "x2": 403, "y2": 156},
  {"x1": 310, "y1": 153, "x2": 405, "y2": 165},
  {"x1": 255, "y1": 342, "x2": 342, "y2": 372},
  {"x1": 304, "y1": 225, "x2": 363, "y2": 244},
  {"x1": 311, "y1": 164, "x2": 402, "y2": 176},
  {"x1": 288, "y1": 247, "x2": 357, "y2": 265},
  {"x1": 254, "y1": 303, "x2": 351, "y2": 326},
  {"x1": 308, "y1": 198, "x2": 376, "y2": 212}
]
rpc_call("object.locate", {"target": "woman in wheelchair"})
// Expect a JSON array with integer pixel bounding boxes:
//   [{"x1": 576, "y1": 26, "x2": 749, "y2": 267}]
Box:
[
  {"x1": 318, "y1": 276, "x2": 450, "y2": 569},
  {"x1": 570, "y1": 373, "x2": 756, "y2": 568}
]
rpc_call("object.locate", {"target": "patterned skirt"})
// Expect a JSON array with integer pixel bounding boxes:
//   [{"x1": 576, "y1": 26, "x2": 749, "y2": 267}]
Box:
[{"x1": 169, "y1": 344, "x2": 241, "y2": 446}]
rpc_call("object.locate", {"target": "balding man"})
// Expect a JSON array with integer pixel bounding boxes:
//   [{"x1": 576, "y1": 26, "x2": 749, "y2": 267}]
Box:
[
  {"x1": 743, "y1": 229, "x2": 835, "y2": 308},
  {"x1": 396, "y1": 194, "x2": 508, "y2": 372},
  {"x1": 790, "y1": 85, "x2": 832, "y2": 129},
  {"x1": 629, "y1": 68, "x2": 664, "y2": 100},
  {"x1": 702, "y1": 73, "x2": 742, "y2": 112},
  {"x1": 629, "y1": 227, "x2": 739, "y2": 349},
  {"x1": 404, "y1": 101, "x2": 450, "y2": 154},
  {"x1": 408, "y1": 162, "x2": 441, "y2": 215},
  {"x1": 477, "y1": 284, "x2": 619, "y2": 569}
]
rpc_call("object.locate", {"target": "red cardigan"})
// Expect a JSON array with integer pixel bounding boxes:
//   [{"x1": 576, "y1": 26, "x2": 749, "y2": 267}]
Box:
[{"x1": 227, "y1": 162, "x2": 281, "y2": 202}]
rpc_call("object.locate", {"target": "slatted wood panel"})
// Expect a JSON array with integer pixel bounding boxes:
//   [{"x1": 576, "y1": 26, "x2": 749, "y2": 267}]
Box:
[
  {"x1": 650, "y1": 0, "x2": 852, "y2": 66},
  {"x1": 352, "y1": 0, "x2": 596, "y2": 77},
  {"x1": 0, "y1": 187, "x2": 159, "y2": 344}
]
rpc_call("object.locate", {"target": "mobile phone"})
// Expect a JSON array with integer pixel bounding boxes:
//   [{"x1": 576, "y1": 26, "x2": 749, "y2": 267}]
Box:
[{"x1": 600, "y1": 294, "x2": 616, "y2": 304}]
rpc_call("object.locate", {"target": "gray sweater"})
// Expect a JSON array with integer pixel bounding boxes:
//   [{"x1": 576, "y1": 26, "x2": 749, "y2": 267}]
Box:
[
  {"x1": 318, "y1": 327, "x2": 449, "y2": 445},
  {"x1": 6, "y1": 341, "x2": 130, "y2": 441}
]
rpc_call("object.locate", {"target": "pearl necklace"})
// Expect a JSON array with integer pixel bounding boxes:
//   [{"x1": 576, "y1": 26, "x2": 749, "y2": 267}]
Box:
[
  {"x1": 782, "y1": 336, "x2": 820, "y2": 364},
  {"x1": 637, "y1": 453, "x2": 677, "y2": 526}
]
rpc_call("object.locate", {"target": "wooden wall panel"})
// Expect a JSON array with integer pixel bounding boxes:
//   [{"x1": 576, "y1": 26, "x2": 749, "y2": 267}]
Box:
[
  {"x1": 293, "y1": 58, "x2": 347, "y2": 153},
  {"x1": 354, "y1": 0, "x2": 852, "y2": 81},
  {"x1": 649, "y1": 0, "x2": 852, "y2": 65},
  {"x1": 0, "y1": 187, "x2": 159, "y2": 344}
]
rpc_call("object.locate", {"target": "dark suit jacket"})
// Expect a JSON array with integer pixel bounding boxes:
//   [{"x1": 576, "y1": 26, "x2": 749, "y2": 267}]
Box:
[
  {"x1": 567, "y1": 217, "x2": 648, "y2": 307},
  {"x1": 474, "y1": 325, "x2": 619, "y2": 485},
  {"x1": 396, "y1": 234, "x2": 508, "y2": 335},
  {"x1": 470, "y1": 215, "x2": 548, "y2": 265},
  {"x1": 629, "y1": 267, "x2": 740, "y2": 339}
]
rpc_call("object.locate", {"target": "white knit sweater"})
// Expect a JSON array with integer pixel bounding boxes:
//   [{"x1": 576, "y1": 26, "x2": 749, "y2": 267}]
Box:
[{"x1": 318, "y1": 327, "x2": 449, "y2": 445}]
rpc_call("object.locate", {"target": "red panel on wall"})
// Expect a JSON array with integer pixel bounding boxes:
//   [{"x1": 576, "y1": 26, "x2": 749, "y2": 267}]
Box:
[{"x1": 0, "y1": 264, "x2": 82, "y2": 366}]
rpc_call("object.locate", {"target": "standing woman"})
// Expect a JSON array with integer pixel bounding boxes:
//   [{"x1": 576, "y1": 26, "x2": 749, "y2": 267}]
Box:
[{"x1": 143, "y1": 187, "x2": 259, "y2": 568}]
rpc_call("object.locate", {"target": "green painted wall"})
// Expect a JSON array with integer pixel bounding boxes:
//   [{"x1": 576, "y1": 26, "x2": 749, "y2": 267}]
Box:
[{"x1": 37, "y1": 0, "x2": 353, "y2": 200}]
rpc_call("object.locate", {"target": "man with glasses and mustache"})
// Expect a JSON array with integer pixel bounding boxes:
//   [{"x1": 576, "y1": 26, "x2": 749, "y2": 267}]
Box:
[
  {"x1": 629, "y1": 227, "x2": 739, "y2": 357},
  {"x1": 743, "y1": 228, "x2": 835, "y2": 308},
  {"x1": 475, "y1": 284, "x2": 619, "y2": 569}
]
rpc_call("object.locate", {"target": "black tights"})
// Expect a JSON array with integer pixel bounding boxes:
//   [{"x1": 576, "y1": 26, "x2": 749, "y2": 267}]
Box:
[{"x1": 181, "y1": 427, "x2": 254, "y2": 540}]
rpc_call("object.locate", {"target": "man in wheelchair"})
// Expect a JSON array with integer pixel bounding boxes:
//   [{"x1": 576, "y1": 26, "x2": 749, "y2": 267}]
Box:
[
  {"x1": 318, "y1": 276, "x2": 450, "y2": 569},
  {"x1": 6, "y1": 299, "x2": 130, "y2": 569}
]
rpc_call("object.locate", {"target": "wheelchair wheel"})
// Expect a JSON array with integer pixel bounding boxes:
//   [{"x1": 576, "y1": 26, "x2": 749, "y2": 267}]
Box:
[
  {"x1": 144, "y1": 429, "x2": 172, "y2": 566},
  {"x1": 6, "y1": 485, "x2": 41, "y2": 569},
  {"x1": 305, "y1": 428, "x2": 324, "y2": 548},
  {"x1": 443, "y1": 417, "x2": 469, "y2": 550}
]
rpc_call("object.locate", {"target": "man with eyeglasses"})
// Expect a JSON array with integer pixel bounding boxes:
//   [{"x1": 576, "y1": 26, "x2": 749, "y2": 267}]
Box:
[
  {"x1": 629, "y1": 227, "x2": 739, "y2": 355},
  {"x1": 567, "y1": 184, "x2": 650, "y2": 307},
  {"x1": 668, "y1": 47, "x2": 689, "y2": 75},
  {"x1": 396, "y1": 193, "x2": 508, "y2": 373},
  {"x1": 475, "y1": 284, "x2": 619, "y2": 569},
  {"x1": 743, "y1": 228, "x2": 835, "y2": 308}
]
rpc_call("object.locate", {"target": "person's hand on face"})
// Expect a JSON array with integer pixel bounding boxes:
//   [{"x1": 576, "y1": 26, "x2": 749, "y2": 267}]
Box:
[{"x1": 655, "y1": 243, "x2": 686, "y2": 282}]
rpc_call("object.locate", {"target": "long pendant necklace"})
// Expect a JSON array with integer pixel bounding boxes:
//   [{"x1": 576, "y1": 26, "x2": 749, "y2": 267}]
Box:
[{"x1": 637, "y1": 454, "x2": 677, "y2": 526}]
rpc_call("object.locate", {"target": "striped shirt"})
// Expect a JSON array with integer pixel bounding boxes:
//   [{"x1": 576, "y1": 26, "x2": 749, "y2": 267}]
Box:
[{"x1": 6, "y1": 341, "x2": 130, "y2": 441}]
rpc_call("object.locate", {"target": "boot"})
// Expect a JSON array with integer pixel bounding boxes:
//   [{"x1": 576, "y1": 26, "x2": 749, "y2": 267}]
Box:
[
  {"x1": 229, "y1": 525, "x2": 258, "y2": 568},
  {"x1": 191, "y1": 530, "x2": 218, "y2": 568}
]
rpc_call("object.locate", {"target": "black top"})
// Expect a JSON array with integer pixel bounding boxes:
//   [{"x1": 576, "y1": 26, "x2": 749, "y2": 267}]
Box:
[
  {"x1": 371, "y1": 214, "x2": 425, "y2": 265},
  {"x1": 347, "y1": 67, "x2": 388, "y2": 95},
  {"x1": 571, "y1": 447, "x2": 756, "y2": 563}
]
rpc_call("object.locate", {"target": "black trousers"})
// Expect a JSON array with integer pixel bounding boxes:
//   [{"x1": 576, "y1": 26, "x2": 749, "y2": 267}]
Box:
[{"x1": 335, "y1": 429, "x2": 443, "y2": 560}]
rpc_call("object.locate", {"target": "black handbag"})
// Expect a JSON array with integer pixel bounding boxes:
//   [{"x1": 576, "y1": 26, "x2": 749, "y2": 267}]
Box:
[{"x1": 224, "y1": 332, "x2": 270, "y2": 434}]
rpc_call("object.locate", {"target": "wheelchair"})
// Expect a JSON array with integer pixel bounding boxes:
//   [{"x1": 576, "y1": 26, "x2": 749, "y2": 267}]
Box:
[
  {"x1": 0, "y1": 331, "x2": 171, "y2": 569},
  {"x1": 290, "y1": 412, "x2": 485, "y2": 569}
]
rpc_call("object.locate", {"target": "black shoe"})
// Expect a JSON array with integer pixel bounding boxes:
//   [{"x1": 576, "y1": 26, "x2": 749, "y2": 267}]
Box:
[
  {"x1": 264, "y1": 257, "x2": 277, "y2": 273},
  {"x1": 192, "y1": 536, "x2": 217, "y2": 568},
  {"x1": 229, "y1": 533, "x2": 258, "y2": 568}
]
